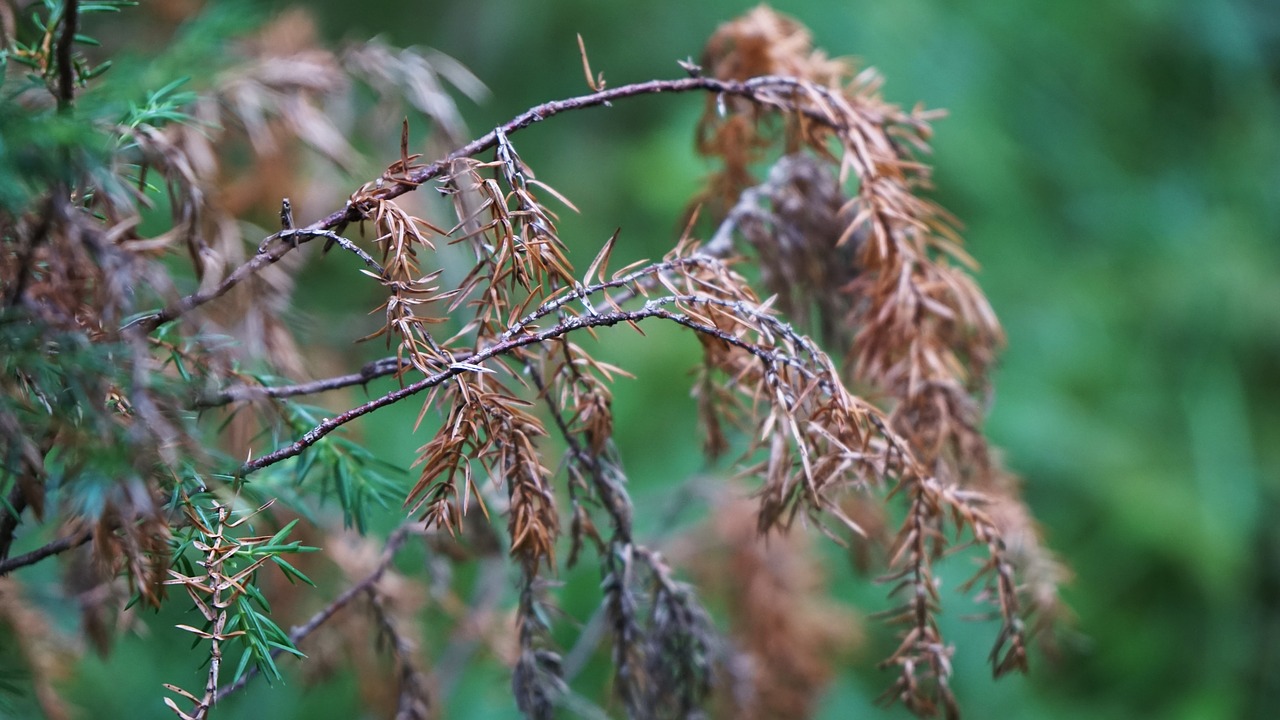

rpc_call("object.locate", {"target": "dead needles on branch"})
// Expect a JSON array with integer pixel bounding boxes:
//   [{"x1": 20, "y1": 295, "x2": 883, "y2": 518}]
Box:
[{"x1": 0, "y1": 4, "x2": 1063, "y2": 719}]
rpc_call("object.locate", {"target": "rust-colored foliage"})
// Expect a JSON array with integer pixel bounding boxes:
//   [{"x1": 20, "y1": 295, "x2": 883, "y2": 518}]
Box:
[
  {"x1": 680, "y1": 487, "x2": 861, "y2": 720},
  {"x1": 0, "y1": 4, "x2": 1064, "y2": 719},
  {"x1": 0, "y1": 577, "x2": 74, "y2": 720},
  {"x1": 324, "y1": 529, "x2": 434, "y2": 720}
]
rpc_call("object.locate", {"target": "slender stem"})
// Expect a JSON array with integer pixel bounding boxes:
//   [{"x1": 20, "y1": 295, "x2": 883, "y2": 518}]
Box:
[
  {"x1": 134, "y1": 75, "x2": 845, "y2": 331},
  {"x1": 529, "y1": 338, "x2": 631, "y2": 518},
  {"x1": 129, "y1": 233, "x2": 311, "y2": 332},
  {"x1": 56, "y1": 0, "x2": 79, "y2": 113},
  {"x1": 0, "y1": 528, "x2": 91, "y2": 576},
  {"x1": 374, "y1": 74, "x2": 844, "y2": 219},
  {"x1": 197, "y1": 357, "x2": 407, "y2": 408}
]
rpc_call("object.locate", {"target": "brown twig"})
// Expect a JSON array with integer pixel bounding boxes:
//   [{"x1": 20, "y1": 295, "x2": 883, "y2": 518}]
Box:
[
  {"x1": 128, "y1": 237, "x2": 303, "y2": 332},
  {"x1": 257, "y1": 228, "x2": 384, "y2": 275},
  {"x1": 0, "y1": 528, "x2": 92, "y2": 576},
  {"x1": 132, "y1": 76, "x2": 848, "y2": 333},
  {"x1": 55, "y1": 0, "x2": 78, "y2": 113},
  {"x1": 333, "y1": 75, "x2": 845, "y2": 230}
]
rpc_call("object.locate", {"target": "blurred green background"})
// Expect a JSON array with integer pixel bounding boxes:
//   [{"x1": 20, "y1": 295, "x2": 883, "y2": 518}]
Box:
[{"x1": 21, "y1": 0, "x2": 1280, "y2": 718}]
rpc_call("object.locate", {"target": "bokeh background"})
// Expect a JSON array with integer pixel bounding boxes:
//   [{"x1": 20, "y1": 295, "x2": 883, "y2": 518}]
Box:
[{"x1": 20, "y1": 1, "x2": 1280, "y2": 718}]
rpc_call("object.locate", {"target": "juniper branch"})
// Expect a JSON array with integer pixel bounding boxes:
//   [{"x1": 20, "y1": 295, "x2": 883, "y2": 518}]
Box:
[
  {"x1": 258, "y1": 229, "x2": 385, "y2": 276},
  {"x1": 132, "y1": 76, "x2": 849, "y2": 332},
  {"x1": 213, "y1": 524, "x2": 416, "y2": 703},
  {"x1": 197, "y1": 357, "x2": 408, "y2": 408},
  {"x1": 237, "y1": 290, "x2": 792, "y2": 479}
]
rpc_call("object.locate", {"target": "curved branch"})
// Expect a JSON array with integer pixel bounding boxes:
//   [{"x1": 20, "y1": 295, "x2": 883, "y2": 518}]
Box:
[
  {"x1": 0, "y1": 528, "x2": 91, "y2": 576},
  {"x1": 134, "y1": 75, "x2": 846, "y2": 332},
  {"x1": 197, "y1": 357, "x2": 408, "y2": 408},
  {"x1": 318, "y1": 74, "x2": 844, "y2": 233},
  {"x1": 238, "y1": 289, "x2": 785, "y2": 480}
]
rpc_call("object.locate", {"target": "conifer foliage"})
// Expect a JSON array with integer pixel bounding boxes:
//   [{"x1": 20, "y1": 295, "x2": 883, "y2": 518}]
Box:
[{"x1": 0, "y1": 3, "x2": 1063, "y2": 718}]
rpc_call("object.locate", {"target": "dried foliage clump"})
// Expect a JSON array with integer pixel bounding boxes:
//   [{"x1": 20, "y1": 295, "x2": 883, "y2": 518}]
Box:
[
  {"x1": 695, "y1": 10, "x2": 1069, "y2": 710},
  {"x1": 678, "y1": 486, "x2": 862, "y2": 720},
  {"x1": 0, "y1": 3, "x2": 1064, "y2": 719}
]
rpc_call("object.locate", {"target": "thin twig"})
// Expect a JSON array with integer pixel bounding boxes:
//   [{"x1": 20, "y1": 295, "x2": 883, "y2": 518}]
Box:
[
  {"x1": 0, "y1": 485, "x2": 28, "y2": 561},
  {"x1": 213, "y1": 524, "x2": 416, "y2": 703},
  {"x1": 527, "y1": 352, "x2": 630, "y2": 542},
  {"x1": 385, "y1": 74, "x2": 846, "y2": 214},
  {"x1": 0, "y1": 528, "x2": 91, "y2": 576},
  {"x1": 133, "y1": 228, "x2": 382, "y2": 333},
  {"x1": 128, "y1": 238, "x2": 301, "y2": 332},
  {"x1": 258, "y1": 229, "x2": 385, "y2": 276},
  {"x1": 237, "y1": 289, "x2": 786, "y2": 479},
  {"x1": 197, "y1": 357, "x2": 407, "y2": 408}
]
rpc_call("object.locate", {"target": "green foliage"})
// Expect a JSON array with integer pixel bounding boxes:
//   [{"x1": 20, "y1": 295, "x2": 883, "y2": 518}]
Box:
[
  {"x1": 2, "y1": 0, "x2": 134, "y2": 93},
  {"x1": 259, "y1": 401, "x2": 401, "y2": 533},
  {"x1": 0, "y1": 315, "x2": 188, "y2": 513},
  {"x1": 0, "y1": 104, "x2": 104, "y2": 211},
  {"x1": 164, "y1": 498, "x2": 316, "y2": 714},
  {"x1": 120, "y1": 77, "x2": 196, "y2": 134}
]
